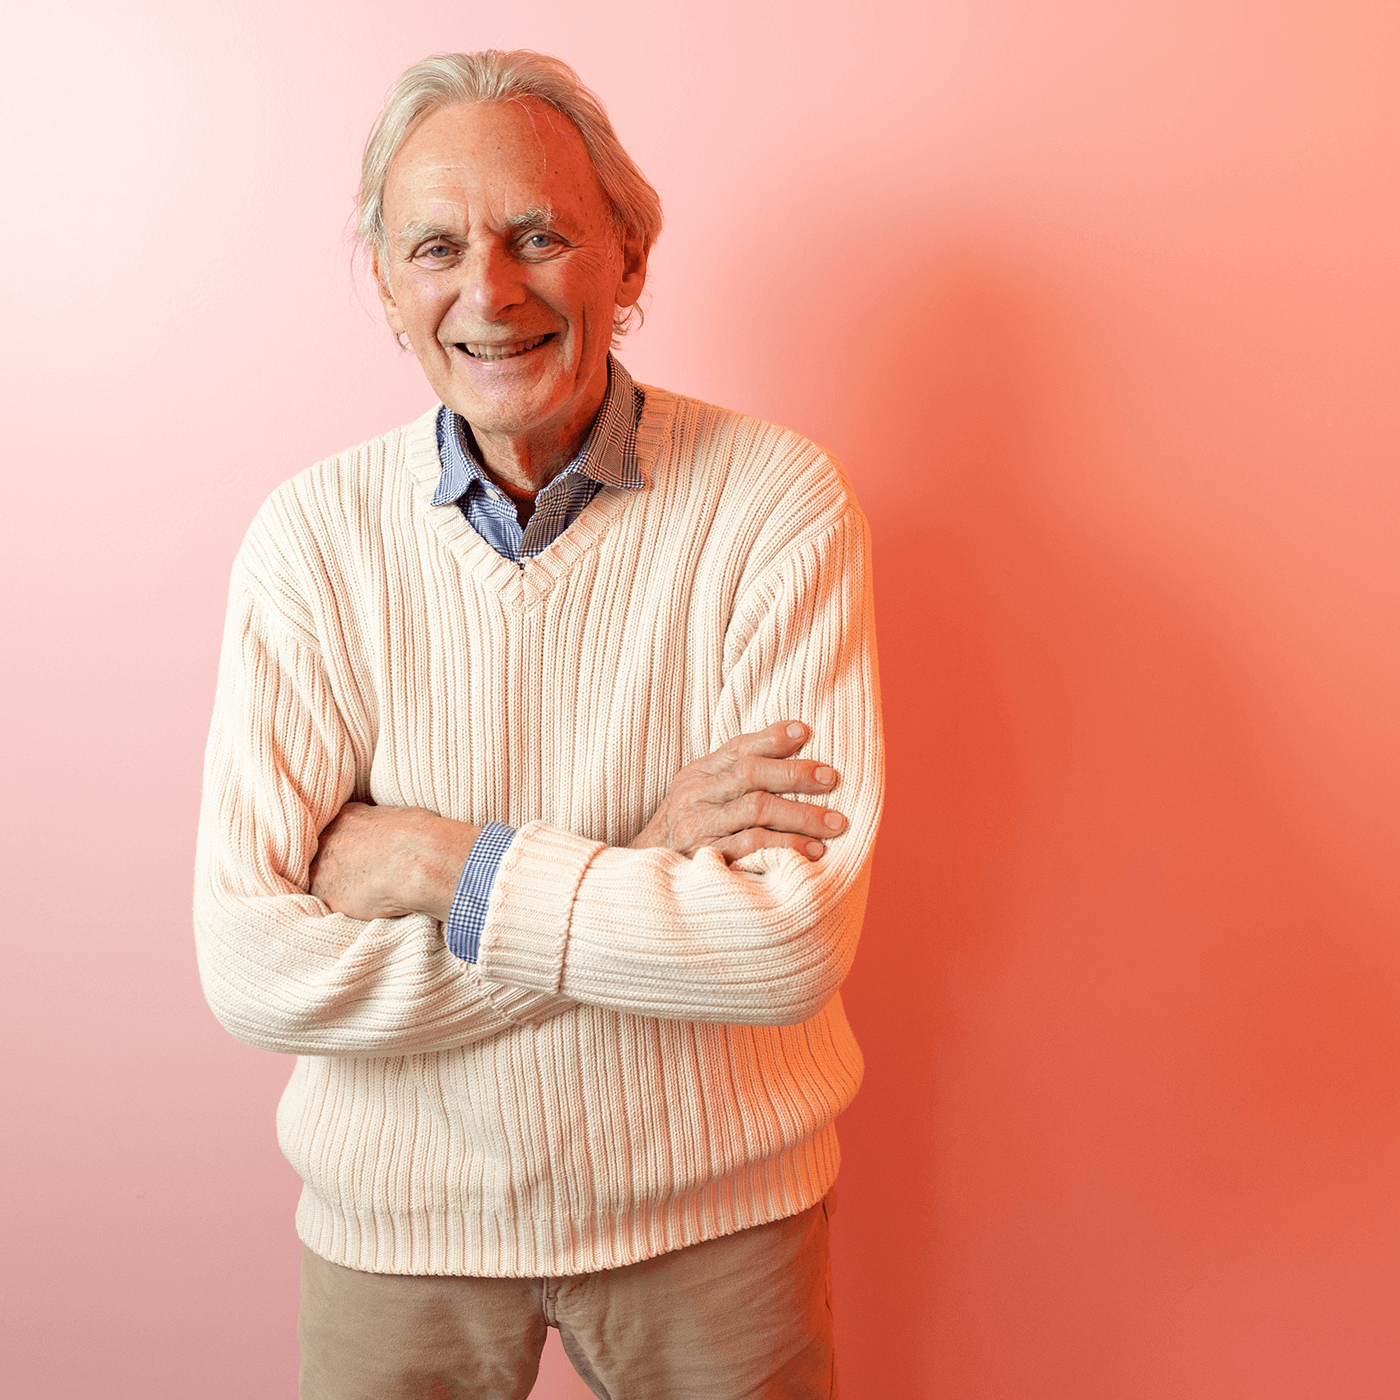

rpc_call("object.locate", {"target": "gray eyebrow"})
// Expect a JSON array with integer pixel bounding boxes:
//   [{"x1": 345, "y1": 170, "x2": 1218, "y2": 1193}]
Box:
[
  {"x1": 504, "y1": 204, "x2": 558, "y2": 231},
  {"x1": 391, "y1": 206, "x2": 559, "y2": 250},
  {"x1": 393, "y1": 217, "x2": 455, "y2": 248}
]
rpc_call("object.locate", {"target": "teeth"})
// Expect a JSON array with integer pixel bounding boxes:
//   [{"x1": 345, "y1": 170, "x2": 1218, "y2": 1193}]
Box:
[{"x1": 461, "y1": 334, "x2": 551, "y2": 361}]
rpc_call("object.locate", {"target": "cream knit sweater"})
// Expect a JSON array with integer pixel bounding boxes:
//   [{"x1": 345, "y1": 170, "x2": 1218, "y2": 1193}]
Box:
[{"x1": 195, "y1": 385, "x2": 883, "y2": 1277}]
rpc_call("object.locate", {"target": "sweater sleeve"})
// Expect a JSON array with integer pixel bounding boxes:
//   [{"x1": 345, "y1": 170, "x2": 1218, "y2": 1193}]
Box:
[
  {"x1": 475, "y1": 505, "x2": 884, "y2": 1026},
  {"x1": 193, "y1": 571, "x2": 577, "y2": 1057}
]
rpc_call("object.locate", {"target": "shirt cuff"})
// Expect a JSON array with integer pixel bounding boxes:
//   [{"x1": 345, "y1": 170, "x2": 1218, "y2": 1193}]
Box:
[{"x1": 443, "y1": 822, "x2": 517, "y2": 963}]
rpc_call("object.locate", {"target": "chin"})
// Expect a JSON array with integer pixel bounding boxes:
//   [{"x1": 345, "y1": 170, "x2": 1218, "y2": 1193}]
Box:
[{"x1": 453, "y1": 375, "x2": 582, "y2": 432}]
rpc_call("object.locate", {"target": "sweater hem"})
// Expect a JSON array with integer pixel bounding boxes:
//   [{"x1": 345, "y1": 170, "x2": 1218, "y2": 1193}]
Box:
[{"x1": 292, "y1": 1126, "x2": 842, "y2": 1278}]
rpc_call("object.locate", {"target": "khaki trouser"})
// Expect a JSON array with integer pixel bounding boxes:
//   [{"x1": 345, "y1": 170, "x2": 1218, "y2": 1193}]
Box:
[{"x1": 298, "y1": 1193, "x2": 838, "y2": 1399}]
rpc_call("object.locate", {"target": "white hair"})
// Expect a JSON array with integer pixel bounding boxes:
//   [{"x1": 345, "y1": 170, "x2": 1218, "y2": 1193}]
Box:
[{"x1": 357, "y1": 51, "x2": 663, "y2": 338}]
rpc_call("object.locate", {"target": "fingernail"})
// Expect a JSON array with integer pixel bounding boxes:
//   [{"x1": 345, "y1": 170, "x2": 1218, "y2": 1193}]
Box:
[
  {"x1": 823, "y1": 812, "x2": 844, "y2": 831},
  {"x1": 814, "y1": 766, "x2": 836, "y2": 786},
  {"x1": 786, "y1": 723, "x2": 805, "y2": 740},
  {"x1": 806, "y1": 841, "x2": 825, "y2": 859}
]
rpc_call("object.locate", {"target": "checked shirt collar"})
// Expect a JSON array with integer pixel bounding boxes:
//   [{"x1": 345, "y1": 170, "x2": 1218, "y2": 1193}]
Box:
[{"x1": 432, "y1": 354, "x2": 644, "y2": 564}]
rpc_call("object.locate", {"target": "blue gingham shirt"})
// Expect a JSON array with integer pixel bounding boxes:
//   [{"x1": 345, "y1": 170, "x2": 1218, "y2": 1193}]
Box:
[{"x1": 436, "y1": 356, "x2": 645, "y2": 963}]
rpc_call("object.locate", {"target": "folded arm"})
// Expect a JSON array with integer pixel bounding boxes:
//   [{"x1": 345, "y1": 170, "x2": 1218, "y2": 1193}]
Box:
[
  {"x1": 197, "y1": 500, "x2": 881, "y2": 1051},
  {"x1": 308, "y1": 718, "x2": 848, "y2": 925}
]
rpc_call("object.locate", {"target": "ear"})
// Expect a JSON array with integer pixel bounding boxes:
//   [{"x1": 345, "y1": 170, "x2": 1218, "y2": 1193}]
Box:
[
  {"x1": 614, "y1": 233, "x2": 647, "y2": 311},
  {"x1": 373, "y1": 251, "x2": 407, "y2": 336}
]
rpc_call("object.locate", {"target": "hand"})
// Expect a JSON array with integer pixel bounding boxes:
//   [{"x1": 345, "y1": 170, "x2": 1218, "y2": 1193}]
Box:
[
  {"x1": 309, "y1": 802, "x2": 481, "y2": 922},
  {"x1": 629, "y1": 721, "x2": 846, "y2": 863}
]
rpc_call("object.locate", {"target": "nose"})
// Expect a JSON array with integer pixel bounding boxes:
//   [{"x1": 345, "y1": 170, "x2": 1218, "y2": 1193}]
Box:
[{"x1": 458, "y1": 240, "x2": 526, "y2": 321}]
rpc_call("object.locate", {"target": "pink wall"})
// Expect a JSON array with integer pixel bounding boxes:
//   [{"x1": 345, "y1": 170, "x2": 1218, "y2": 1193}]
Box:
[{"x1": 3, "y1": 2, "x2": 1397, "y2": 1396}]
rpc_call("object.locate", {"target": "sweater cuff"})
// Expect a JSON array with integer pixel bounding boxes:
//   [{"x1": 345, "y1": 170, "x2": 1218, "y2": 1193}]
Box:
[{"x1": 476, "y1": 821, "x2": 606, "y2": 993}]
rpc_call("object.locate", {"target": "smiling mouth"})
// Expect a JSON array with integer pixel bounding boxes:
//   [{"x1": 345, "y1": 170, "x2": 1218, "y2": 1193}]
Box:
[{"x1": 456, "y1": 333, "x2": 555, "y2": 361}]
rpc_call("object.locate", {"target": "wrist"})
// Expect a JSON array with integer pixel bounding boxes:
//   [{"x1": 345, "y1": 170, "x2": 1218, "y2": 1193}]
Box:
[{"x1": 399, "y1": 810, "x2": 481, "y2": 922}]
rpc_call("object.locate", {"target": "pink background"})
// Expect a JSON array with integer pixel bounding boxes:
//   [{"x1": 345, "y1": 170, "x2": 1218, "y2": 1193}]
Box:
[{"x1": 3, "y1": 2, "x2": 1398, "y2": 1396}]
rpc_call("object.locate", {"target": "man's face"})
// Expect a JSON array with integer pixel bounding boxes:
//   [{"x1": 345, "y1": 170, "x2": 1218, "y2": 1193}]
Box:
[{"x1": 376, "y1": 100, "x2": 645, "y2": 450}]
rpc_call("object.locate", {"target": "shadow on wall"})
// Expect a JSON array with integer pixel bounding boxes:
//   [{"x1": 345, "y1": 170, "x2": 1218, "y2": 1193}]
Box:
[{"x1": 825, "y1": 251, "x2": 1400, "y2": 1398}]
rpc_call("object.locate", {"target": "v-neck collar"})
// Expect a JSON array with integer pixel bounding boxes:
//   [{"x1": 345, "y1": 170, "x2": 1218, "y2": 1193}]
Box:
[{"x1": 401, "y1": 384, "x2": 678, "y2": 610}]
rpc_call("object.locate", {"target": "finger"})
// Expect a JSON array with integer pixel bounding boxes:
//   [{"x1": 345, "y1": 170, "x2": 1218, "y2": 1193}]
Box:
[
  {"x1": 728, "y1": 755, "x2": 839, "y2": 799},
  {"x1": 727, "y1": 791, "x2": 846, "y2": 841},
  {"x1": 700, "y1": 720, "x2": 811, "y2": 773},
  {"x1": 695, "y1": 756, "x2": 839, "y2": 807},
  {"x1": 712, "y1": 828, "x2": 827, "y2": 862}
]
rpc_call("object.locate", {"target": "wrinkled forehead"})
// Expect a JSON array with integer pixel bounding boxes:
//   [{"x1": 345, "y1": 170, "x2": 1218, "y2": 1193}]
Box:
[{"x1": 384, "y1": 98, "x2": 606, "y2": 228}]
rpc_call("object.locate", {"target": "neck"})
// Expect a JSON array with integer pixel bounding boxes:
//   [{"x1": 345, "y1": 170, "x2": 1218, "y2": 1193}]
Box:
[
  {"x1": 471, "y1": 429, "x2": 574, "y2": 493},
  {"x1": 468, "y1": 361, "x2": 610, "y2": 493}
]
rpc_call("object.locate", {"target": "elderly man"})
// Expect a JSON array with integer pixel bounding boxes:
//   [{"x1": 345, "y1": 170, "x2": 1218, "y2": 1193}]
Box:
[{"x1": 195, "y1": 50, "x2": 882, "y2": 1400}]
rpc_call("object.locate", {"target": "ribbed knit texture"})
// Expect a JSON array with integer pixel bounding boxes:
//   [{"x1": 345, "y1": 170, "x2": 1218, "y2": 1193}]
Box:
[{"x1": 194, "y1": 386, "x2": 884, "y2": 1277}]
